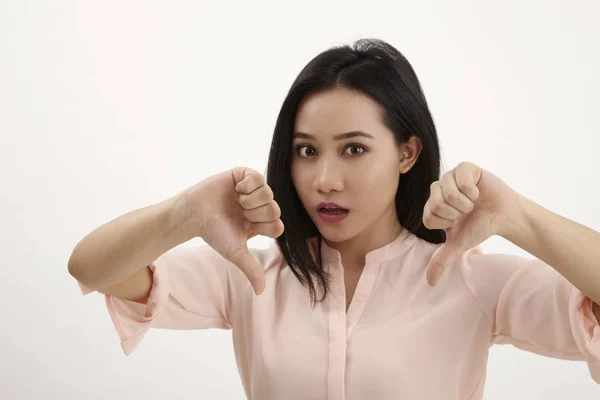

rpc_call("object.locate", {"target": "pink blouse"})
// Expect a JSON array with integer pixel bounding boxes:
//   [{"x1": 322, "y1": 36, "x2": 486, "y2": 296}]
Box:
[{"x1": 77, "y1": 232, "x2": 600, "y2": 399}]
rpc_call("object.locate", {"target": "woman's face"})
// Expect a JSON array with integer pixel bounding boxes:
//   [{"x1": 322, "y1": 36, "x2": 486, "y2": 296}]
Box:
[{"x1": 291, "y1": 86, "x2": 421, "y2": 244}]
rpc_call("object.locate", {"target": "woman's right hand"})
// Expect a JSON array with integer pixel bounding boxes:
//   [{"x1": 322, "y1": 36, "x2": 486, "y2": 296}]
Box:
[{"x1": 179, "y1": 167, "x2": 284, "y2": 295}]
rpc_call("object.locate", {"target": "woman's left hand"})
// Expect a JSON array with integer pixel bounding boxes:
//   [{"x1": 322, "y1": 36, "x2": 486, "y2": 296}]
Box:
[{"x1": 424, "y1": 162, "x2": 521, "y2": 286}]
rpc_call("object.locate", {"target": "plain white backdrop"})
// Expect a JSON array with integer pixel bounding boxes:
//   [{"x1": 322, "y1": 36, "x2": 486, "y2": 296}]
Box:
[{"x1": 1, "y1": 0, "x2": 599, "y2": 398}]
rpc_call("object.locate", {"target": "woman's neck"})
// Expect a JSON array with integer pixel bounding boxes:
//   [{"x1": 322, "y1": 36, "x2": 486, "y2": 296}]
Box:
[{"x1": 324, "y1": 207, "x2": 403, "y2": 270}]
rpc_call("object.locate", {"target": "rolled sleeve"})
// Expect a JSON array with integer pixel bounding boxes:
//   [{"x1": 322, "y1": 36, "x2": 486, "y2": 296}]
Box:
[
  {"x1": 75, "y1": 244, "x2": 244, "y2": 356},
  {"x1": 461, "y1": 250, "x2": 600, "y2": 384},
  {"x1": 104, "y1": 263, "x2": 171, "y2": 355}
]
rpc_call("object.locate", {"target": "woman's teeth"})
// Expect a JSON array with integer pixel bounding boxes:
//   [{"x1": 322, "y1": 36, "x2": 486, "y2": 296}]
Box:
[{"x1": 320, "y1": 208, "x2": 347, "y2": 214}]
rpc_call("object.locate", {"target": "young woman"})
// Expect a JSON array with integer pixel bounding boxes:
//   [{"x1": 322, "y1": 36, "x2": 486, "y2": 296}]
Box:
[{"x1": 68, "y1": 38, "x2": 600, "y2": 399}]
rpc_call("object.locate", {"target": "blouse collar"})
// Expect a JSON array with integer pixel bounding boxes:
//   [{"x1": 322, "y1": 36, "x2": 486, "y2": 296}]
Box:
[{"x1": 320, "y1": 230, "x2": 418, "y2": 265}]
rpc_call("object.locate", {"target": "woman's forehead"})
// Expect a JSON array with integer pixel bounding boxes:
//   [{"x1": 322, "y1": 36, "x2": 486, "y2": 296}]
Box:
[{"x1": 295, "y1": 88, "x2": 385, "y2": 139}]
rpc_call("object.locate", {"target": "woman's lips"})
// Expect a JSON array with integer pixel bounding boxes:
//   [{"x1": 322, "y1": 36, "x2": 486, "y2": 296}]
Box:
[{"x1": 316, "y1": 202, "x2": 349, "y2": 223}]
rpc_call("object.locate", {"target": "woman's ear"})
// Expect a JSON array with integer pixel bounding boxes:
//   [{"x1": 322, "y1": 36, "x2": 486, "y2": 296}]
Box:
[{"x1": 398, "y1": 135, "x2": 423, "y2": 174}]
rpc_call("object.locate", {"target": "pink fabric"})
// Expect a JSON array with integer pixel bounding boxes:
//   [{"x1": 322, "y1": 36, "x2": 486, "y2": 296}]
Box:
[{"x1": 77, "y1": 233, "x2": 600, "y2": 399}]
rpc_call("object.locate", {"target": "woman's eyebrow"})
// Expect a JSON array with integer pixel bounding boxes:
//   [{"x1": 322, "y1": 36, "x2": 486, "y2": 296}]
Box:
[{"x1": 292, "y1": 131, "x2": 374, "y2": 140}]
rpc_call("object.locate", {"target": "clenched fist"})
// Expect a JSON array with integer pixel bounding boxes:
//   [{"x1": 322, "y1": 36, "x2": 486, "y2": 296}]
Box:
[{"x1": 180, "y1": 167, "x2": 284, "y2": 295}]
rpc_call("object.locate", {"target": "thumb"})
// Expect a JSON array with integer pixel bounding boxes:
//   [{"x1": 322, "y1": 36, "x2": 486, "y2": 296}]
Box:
[
  {"x1": 227, "y1": 246, "x2": 266, "y2": 295},
  {"x1": 426, "y1": 240, "x2": 464, "y2": 287}
]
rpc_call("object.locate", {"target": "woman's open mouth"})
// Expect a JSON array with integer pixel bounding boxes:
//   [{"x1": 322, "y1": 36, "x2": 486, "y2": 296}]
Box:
[{"x1": 317, "y1": 202, "x2": 349, "y2": 223}]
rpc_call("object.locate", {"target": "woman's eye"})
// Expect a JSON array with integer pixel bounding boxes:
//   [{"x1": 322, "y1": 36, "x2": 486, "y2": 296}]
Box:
[
  {"x1": 295, "y1": 144, "x2": 366, "y2": 157},
  {"x1": 345, "y1": 144, "x2": 366, "y2": 156},
  {"x1": 296, "y1": 145, "x2": 316, "y2": 157}
]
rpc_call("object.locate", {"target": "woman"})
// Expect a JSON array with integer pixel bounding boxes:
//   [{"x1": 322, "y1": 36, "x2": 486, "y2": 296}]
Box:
[{"x1": 68, "y1": 38, "x2": 600, "y2": 399}]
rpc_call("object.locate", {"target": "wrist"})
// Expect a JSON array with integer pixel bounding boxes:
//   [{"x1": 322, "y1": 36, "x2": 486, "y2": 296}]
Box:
[
  {"x1": 165, "y1": 191, "x2": 202, "y2": 242},
  {"x1": 498, "y1": 193, "x2": 533, "y2": 243}
]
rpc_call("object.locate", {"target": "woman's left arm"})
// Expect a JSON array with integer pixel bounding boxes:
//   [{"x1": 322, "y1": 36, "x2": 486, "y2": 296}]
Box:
[
  {"x1": 500, "y1": 194, "x2": 600, "y2": 320},
  {"x1": 425, "y1": 162, "x2": 600, "y2": 381},
  {"x1": 423, "y1": 161, "x2": 600, "y2": 321}
]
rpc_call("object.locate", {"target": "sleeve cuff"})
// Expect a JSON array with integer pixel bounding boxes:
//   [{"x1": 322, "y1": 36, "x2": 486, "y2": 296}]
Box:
[
  {"x1": 76, "y1": 264, "x2": 170, "y2": 356},
  {"x1": 569, "y1": 287, "x2": 600, "y2": 383}
]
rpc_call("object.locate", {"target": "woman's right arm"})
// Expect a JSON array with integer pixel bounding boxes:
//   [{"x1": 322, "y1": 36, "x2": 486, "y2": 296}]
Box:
[
  {"x1": 69, "y1": 166, "x2": 282, "y2": 307},
  {"x1": 67, "y1": 192, "x2": 196, "y2": 303}
]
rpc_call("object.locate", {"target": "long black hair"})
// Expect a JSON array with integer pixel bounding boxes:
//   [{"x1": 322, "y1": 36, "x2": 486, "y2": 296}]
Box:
[{"x1": 266, "y1": 38, "x2": 446, "y2": 306}]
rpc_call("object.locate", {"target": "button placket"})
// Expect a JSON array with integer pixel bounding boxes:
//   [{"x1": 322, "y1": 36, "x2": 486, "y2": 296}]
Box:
[{"x1": 326, "y1": 260, "x2": 348, "y2": 400}]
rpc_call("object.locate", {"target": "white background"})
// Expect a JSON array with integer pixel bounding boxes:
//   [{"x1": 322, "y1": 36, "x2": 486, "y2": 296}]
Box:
[{"x1": 1, "y1": 0, "x2": 599, "y2": 398}]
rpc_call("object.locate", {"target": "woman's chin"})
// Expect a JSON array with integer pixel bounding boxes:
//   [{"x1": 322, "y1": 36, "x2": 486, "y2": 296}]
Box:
[{"x1": 317, "y1": 225, "x2": 355, "y2": 243}]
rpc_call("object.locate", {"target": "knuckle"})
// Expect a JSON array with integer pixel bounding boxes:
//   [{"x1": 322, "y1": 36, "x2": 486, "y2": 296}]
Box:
[
  {"x1": 275, "y1": 220, "x2": 285, "y2": 236},
  {"x1": 431, "y1": 203, "x2": 444, "y2": 214},
  {"x1": 271, "y1": 204, "x2": 281, "y2": 219},
  {"x1": 262, "y1": 187, "x2": 274, "y2": 202},
  {"x1": 422, "y1": 217, "x2": 432, "y2": 229},
  {"x1": 445, "y1": 192, "x2": 457, "y2": 203},
  {"x1": 457, "y1": 182, "x2": 471, "y2": 193}
]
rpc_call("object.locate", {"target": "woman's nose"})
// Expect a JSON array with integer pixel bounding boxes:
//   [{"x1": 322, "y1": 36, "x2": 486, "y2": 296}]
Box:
[{"x1": 314, "y1": 159, "x2": 344, "y2": 193}]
